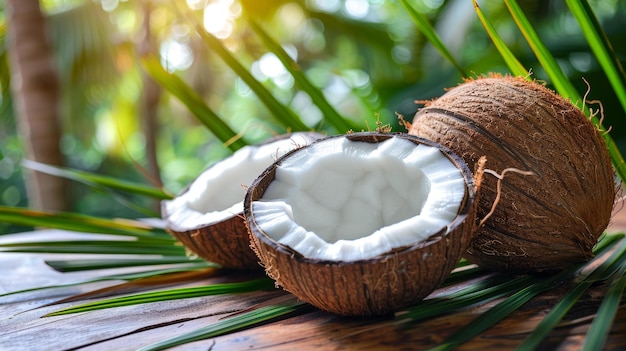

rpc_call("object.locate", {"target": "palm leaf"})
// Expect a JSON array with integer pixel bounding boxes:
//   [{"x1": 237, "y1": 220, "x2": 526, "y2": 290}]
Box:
[
  {"x1": 22, "y1": 160, "x2": 172, "y2": 200},
  {"x1": 0, "y1": 205, "x2": 168, "y2": 238},
  {"x1": 44, "y1": 277, "x2": 275, "y2": 317},
  {"x1": 471, "y1": 0, "x2": 527, "y2": 77},
  {"x1": 401, "y1": 274, "x2": 536, "y2": 324},
  {"x1": 0, "y1": 262, "x2": 211, "y2": 298},
  {"x1": 433, "y1": 234, "x2": 626, "y2": 350},
  {"x1": 44, "y1": 257, "x2": 206, "y2": 272},
  {"x1": 565, "y1": 0, "x2": 626, "y2": 114},
  {"x1": 140, "y1": 55, "x2": 247, "y2": 152},
  {"x1": 192, "y1": 25, "x2": 311, "y2": 132},
  {"x1": 137, "y1": 295, "x2": 308, "y2": 351},
  {"x1": 247, "y1": 18, "x2": 359, "y2": 133},
  {"x1": 582, "y1": 263, "x2": 626, "y2": 350},
  {"x1": 400, "y1": 0, "x2": 468, "y2": 77},
  {"x1": 484, "y1": 0, "x2": 626, "y2": 183},
  {"x1": 518, "y1": 235, "x2": 626, "y2": 350},
  {"x1": 0, "y1": 240, "x2": 184, "y2": 256}
]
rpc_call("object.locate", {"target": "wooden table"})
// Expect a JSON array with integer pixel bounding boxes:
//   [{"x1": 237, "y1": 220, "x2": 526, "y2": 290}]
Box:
[{"x1": 1, "y1": 210, "x2": 626, "y2": 351}]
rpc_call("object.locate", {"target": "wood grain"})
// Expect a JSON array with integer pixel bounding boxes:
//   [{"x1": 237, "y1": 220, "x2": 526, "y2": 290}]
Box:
[{"x1": 1, "y1": 207, "x2": 626, "y2": 350}]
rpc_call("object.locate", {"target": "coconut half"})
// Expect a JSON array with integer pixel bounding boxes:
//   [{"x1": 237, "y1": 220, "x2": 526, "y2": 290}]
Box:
[
  {"x1": 162, "y1": 132, "x2": 323, "y2": 269},
  {"x1": 244, "y1": 132, "x2": 479, "y2": 316}
]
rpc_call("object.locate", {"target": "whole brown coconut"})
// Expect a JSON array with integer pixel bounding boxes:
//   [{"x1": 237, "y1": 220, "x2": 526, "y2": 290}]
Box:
[
  {"x1": 245, "y1": 132, "x2": 480, "y2": 316},
  {"x1": 409, "y1": 75, "x2": 615, "y2": 274}
]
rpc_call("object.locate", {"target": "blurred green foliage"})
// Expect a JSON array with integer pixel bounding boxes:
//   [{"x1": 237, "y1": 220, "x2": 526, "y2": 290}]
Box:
[{"x1": 0, "y1": 0, "x2": 625, "y2": 234}]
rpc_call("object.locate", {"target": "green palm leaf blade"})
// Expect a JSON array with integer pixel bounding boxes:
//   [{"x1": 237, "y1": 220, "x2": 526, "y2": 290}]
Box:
[
  {"x1": 400, "y1": 0, "x2": 468, "y2": 77},
  {"x1": 21, "y1": 160, "x2": 173, "y2": 200},
  {"x1": 0, "y1": 262, "x2": 211, "y2": 298},
  {"x1": 485, "y1": 0, "x2": 626, "y2": 183},
  {"x1": 430, "y1": 271, "x2": 575, "y2": 351},
  {"x1": 247, "y1": 18, "x2": 359, "y2": 134},
  {"x1": 193, "y1": 26, "x2": 310, "y2": 132},
  {"x1": 137, "y1": 296, "x2": 308, "y2": 351},
  {"x1": 401, "y1": 274, "x2": 536, "y2": 324},
  {"x1": 44, "y1": 257, "x2": 207, "y2": 273},
  {"x1": 582, "y1": 263, "x2": 626, "y2": 351},
  {"x1": 432, "y1": 234, "x2": 626, "y2": 351},
  {"x1": 518, "y1": 236, "x2": 626, "y2": 350},
  {"x1": 43, "y1": 277, "x2": 275, "y2": 317},
  {"x1": 565, "y1": 0, "x2": 626, "y2": 115},
  {"x1": 471, "y1": 0, "x2": 527, "y2": 77},
  {"x1": 140, "y1": 55, "x2": 247, "y2": 152},
  {"x1": 0, "y1": 205, "x2": 169, "y2": 238},
  {"x1": 0, "y1": 241, "x2": 184, "y2": 256},
  {"x1": 43, "y1": 266, "x2": 219, "y2": 307},
  {"x1": 503, "y1": 0, "x2": 579, "y2": 100}
]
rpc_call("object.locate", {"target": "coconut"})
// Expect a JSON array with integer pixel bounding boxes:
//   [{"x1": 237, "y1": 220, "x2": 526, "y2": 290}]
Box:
[
  {"x1": 244, "y1": 132, "x2": 480, "y2": 316},
  {"x1": 161, "y1": 132, "x2": 323, "y2": 269},
  {"x1": 409, "y1": 75, "x2": 615, "y2": 274}
]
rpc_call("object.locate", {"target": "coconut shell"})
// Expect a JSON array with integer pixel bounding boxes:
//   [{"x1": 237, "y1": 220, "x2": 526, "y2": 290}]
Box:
[
  {"x1": 163, "y1": 214, "x2": 257, "y2": 270},
  {"x1": 244, "y1": 132, "x2": 479, "y2": 316},
  {"x1": 409, "y1": 75, "x2": 615, "y2": 274}
]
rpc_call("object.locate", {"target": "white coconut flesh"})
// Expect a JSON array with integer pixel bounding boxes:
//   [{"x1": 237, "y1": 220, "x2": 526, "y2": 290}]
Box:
[
  {"x1": 252, "y1": 136, "x2": 467, "y2": 262},
  {"x1": 164, "y1": 133, "x2": 321, "y2": 230}
]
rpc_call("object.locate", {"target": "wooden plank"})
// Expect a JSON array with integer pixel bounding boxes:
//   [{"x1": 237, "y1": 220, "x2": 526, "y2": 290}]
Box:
[{"x1": 1, "y1": 208, "x2": 626, "y2": 350}]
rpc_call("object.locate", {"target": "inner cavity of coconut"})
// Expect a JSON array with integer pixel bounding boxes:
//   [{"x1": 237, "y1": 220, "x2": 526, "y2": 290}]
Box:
[
  {"x1": 164, "y1": 133, "x2": 320, "y2": 230},
  {"x1": 252, "y1": 136, "x2": 466, "y2": 262}
]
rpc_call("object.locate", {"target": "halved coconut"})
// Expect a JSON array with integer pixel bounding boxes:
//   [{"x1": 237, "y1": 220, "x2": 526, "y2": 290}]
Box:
[
  {"x1": 244, "y1": 132, "x2": 479, "y2": 315},
  {"x1": 162, "y1": 132, "x2": 323, "y2": 269}
]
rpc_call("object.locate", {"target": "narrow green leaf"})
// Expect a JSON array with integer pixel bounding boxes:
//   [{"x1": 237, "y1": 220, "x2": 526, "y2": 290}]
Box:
[
  {"x1": 46, "y1": 267, "x2": 220, "y2": 306},
  {"x1": 140, "y1": 54, "x2": 247, "y2": 152},
  {"x1": 0, "y1": 243, "x2": 185, "y2": 256},
  {"x1": 193, "y1": 26, "x2": 310, "y2": 132},
  {"x1": 434, "y1": 235, "x2": 626, "y2": 351},
  {"x1": 22, "y1": 160, "x2": 173, "y2": 200},
  {"x1": 403, "y1": 275, "x2": 536, "y2": 323},
  {"x1": 503, "y1": 0, "x2": 626, "y2": 183},
  {"x1": 45, "y1": 257, "x2": 206, "y2": 272},
  {"x1": 247, "y1": 19, "x2": 359, "y2": 133},
  {"x1": 137, "y1": 297, "x2": 308, "y2": 351},
  {"x1": 0, "y1": 205, "x2": 168, "y2": 238},
  {"x1": 519, "y1": 237, "x2": 626, "y2": 350},
  {"x1": 582, "y1": 263, "x2": 626, "y2": 351},
  {"x1": 504, "y1": 0, "x2": 577, "y2": 99},
  {"x1": 517, "y1": 280, "x2": 593, "y2": 351},
  {"x1": 565, "y1": 0, "x2": 626, "y2": 115},
  {"x1": 0, "y1": 262, "x2": 212, "y2": 298},
  {"x1": 471, "y1": 0, "x2": 527, "y2": 77},
  {"x1": 430, "y1": 274, "x2": 565, "y2": 351},
  {"x1": 44, "y1": 278, "x2": 275, "y2": 316},
  {"x1": 400, "y1": 0, "x2": 467, "y2": 77}
]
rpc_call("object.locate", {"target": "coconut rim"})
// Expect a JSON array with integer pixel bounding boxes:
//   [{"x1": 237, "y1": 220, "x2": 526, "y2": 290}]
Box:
[{"x1": 244, "y1": 131, "x2": 477, "y2": 266}]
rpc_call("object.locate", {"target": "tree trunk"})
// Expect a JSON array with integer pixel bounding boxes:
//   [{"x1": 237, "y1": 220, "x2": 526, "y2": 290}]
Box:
[
  {"x1": 6, "y1": 0, "x2": 68, "y2": 211},
  {"x1": 138, "y1": 0, "x2": 163, "y2": 188}
]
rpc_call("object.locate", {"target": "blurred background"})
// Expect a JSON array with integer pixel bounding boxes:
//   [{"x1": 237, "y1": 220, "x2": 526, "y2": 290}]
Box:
[{"x1": 1, "y1": 0, "x2": 625, "y2": 234}]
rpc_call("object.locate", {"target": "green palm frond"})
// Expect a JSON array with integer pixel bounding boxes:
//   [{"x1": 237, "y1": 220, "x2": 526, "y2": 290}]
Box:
[
  {"x1": 140, "y1": 55, "x2": 248, "y2": 152},
  {"x1": 247, "y1": 18, "x2": 360, "y2": 133},
  {"x1": 400, "y1": 0, "x2": 468, "y2": 77}
]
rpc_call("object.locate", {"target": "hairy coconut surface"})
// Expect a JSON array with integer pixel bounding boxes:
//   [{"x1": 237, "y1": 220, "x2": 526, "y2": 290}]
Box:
[
  {"x1": 409, "y1": 75, "x2": 615, "y2": 274},
  {"x1": 161, "y1": 132, "x2": 323, "y2": 269},
  {"x1": 245, "y1": 132, "x2": 479, "y2": 316}
]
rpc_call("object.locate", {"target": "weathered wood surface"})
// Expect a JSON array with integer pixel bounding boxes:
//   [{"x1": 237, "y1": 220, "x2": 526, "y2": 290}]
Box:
[{"x1": 1, "y1": 209, "x2": 626, "y2": 351}]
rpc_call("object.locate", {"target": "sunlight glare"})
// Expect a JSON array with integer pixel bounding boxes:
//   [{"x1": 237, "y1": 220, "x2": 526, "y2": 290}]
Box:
[
  {"x1": 160, "y1": 39, "x2": 194, "y2": 72},
  {"x1": 345, "y1": 0, "x2": 369, "y2": 19},
  {"x1": 203, "y1": 0, "x2": 237, "y2": 39}
]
